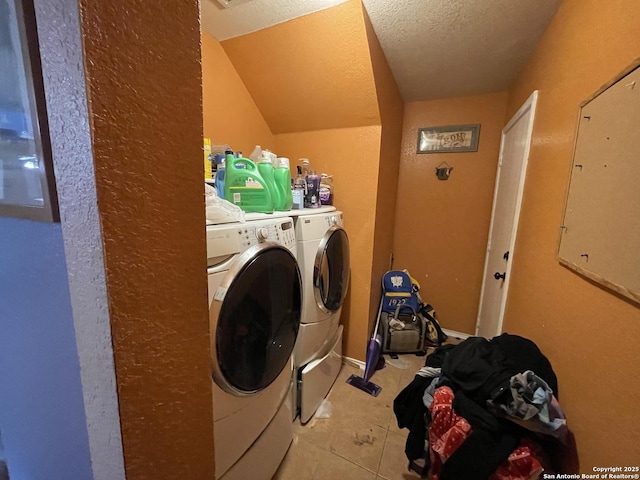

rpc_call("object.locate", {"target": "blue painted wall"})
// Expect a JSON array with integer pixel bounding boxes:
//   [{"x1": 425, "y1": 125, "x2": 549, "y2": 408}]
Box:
[{"x1": 0, "y1": 217, "x2": 93, "y2": 480}]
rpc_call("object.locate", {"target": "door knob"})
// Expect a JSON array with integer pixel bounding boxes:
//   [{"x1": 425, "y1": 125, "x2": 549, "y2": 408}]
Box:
[{"x1": 493, "y1": 272, "x2": 506, "y2": 281}]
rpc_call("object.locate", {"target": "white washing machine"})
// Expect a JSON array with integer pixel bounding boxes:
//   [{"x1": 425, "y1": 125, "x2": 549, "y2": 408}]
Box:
[
  {"x1": 294, "y1": 211, "x2": 350, "y2": 423},
  {"x1": 206, "y1": 217, "x2": 301, "y2": 480}
]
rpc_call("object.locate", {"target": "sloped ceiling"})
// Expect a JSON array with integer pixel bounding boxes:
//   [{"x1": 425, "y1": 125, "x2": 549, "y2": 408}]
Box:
[
  {"x1": 219, "y1": 1, "x2": 380, "y2": 134},
  {"x1": 201, "y1": 0, "x2": 562, "y2": 102}
]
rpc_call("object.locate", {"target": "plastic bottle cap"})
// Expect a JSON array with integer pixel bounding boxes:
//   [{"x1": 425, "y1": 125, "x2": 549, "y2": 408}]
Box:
[
  {"x1": 260, "y1": 152, "x2": 273, "y2": 164},
  {"x1": 277, "y1": 157, "x2": 290, "y2": 168}
]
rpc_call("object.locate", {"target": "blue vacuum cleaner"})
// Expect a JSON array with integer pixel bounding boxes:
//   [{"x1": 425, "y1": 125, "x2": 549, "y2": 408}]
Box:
[{"x1": 346, "y1": 303, "x2": 383, "y2": 397}]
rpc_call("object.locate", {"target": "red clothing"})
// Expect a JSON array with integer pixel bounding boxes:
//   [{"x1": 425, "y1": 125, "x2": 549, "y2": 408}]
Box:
[{"x1": 429, "y1": 386, "x2": 543, "y2": 480}]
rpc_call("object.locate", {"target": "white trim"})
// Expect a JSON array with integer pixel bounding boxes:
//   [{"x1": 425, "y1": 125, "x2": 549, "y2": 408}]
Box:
[
  {"x1": 342, "y1": 356, "x2": 365, "y2": 370},
  {"x1": 442, "y1": 329, "x2": 471, "y2": 340},
  {"x1": 476, "y1": 91, "x2": 539, "y2": 338}
]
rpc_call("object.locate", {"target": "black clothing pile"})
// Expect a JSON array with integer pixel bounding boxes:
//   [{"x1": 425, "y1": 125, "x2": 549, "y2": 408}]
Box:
[{"x1": 393, "y1": 333, "x2": 562, "y2": 480}]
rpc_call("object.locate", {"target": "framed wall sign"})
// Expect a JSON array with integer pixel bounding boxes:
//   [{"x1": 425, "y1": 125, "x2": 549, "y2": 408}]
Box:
[
  {"x1": 0, "y1": 0, "x2": 59, "y2": 222},
  {"x1": 417, "y1": 124, "x2": 481, "y2": 154}
]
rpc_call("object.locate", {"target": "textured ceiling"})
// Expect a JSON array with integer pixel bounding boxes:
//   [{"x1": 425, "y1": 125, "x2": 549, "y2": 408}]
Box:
[{"x1": 201, "y1": 0, "x2": 563, "y2": 102}]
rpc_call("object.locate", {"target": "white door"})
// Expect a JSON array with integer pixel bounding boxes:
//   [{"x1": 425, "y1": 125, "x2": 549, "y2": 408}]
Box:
[{"x1": 476, "y1": 91, "x2": 538, "y2": 338}]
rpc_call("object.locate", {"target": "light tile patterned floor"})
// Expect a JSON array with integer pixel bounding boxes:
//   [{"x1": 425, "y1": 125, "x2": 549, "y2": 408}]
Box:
[{"x1": 274, "y1": 353, "x2": 429, "y2": 480}]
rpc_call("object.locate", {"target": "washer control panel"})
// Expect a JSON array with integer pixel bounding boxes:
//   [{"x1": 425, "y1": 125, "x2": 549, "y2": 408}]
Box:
[
  {"x1": 236, "y1": 218, "x2": 296, "y2": 251},
  {"x1": 206, "y1": 217, "x2": 297, "y2": 266}
]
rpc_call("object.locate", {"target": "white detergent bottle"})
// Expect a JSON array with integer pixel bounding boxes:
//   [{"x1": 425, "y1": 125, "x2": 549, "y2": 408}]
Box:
[{"x1": 249, "y1": 145, "x2": 262, "y2": 162}]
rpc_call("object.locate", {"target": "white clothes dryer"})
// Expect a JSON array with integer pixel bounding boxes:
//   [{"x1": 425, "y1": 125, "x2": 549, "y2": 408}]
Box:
[
  {"x1": 206, "y1": 217, "x2": 301, "y2": 480},
  {"x1": 293, "y1": 211, "x2": 350, "y2": 423}
]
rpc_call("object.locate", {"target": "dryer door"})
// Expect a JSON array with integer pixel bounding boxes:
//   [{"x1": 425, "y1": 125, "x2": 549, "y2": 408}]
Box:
[
  {"x1": 314, "y1": 226, "x2": 350, "y2": 313},
  {"x1": 210, "y1": 243, "x2": 302, "y2": 396}
]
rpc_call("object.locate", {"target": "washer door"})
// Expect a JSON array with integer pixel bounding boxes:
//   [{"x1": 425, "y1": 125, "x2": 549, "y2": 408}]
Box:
[
  {"x1": 211, "y1": 243, "x2": 301, "y2": 395},
  {"x1": 314, "y1": 226, "x2": 350, "y2": 313}
]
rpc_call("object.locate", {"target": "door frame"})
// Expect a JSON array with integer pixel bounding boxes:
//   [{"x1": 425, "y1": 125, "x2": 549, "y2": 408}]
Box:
[{"x1": 475, "y1": 90, "x2": 538, "y2": 337}]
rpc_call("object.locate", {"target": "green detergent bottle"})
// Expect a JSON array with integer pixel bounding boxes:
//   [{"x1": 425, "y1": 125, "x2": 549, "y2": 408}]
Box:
[
  {"x1": 224, "y1": 155, "x2": 274, "y2": 213},
  {"x1": 274, "y1": 157, "x2": 293, "y2": 211},
  {"x1": 257, "y1": 150, "x2": 281, "y2": 212}
]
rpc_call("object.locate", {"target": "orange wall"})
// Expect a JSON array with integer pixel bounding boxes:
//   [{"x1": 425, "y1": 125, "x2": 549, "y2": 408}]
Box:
[
  {"x1": 221, "y1": 0, "x2": 379, "y2": 134},
  {"x1": 208, "y1": 0, "x2": 402, "y2": 360},
  {"x1": 201, "y1": 33, "x2": 274, "y2": 154},
  {"x1": 364, "y1": 8, "x2": 405, "y2": 332},
  {"x1": 503, "y1": 0, "x2": 640, "y2": 466},
  {"x1": 79, "y1": 1, "x2": 215, "y2": 478},
  {"x1": 275, "y1": 127, "x2": 382, "y2": 359},
  {"x1": 393, "y1": 93, "x2": 508, "y2": 334}
]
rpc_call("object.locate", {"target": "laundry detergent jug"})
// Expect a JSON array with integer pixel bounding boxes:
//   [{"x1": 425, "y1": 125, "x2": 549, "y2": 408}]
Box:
[
  {"x1": 257, "y1": 151, "x2": 281, "y2": 212},
  {"x1": 274, "y1": 157, "x2": 293, "y2": 211},
  {"x1": 224, "y1": 157, "x2": 274, "y2": 213}
]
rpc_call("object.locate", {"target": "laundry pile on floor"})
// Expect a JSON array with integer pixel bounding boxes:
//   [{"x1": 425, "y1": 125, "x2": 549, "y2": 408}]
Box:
[{"x1": 393, "y1": 333, "x2": 568, "y2": 479}]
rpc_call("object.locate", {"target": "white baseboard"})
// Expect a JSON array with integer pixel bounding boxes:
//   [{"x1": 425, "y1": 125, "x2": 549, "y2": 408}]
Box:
[
  {"x1": 342, "y1": 356, "x2": 365, "y2": 370},
  {"x1": 442, "y1": 329, "x2": 471, "y2": 340},
  {"x1": 342, "y1": 331, "x2": 469, "y2": 370}
]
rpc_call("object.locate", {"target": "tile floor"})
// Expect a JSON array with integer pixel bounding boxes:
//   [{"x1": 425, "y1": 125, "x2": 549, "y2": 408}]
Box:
[{"x1": 274, "y1": 352, "x2": 429, "y2": 480}]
